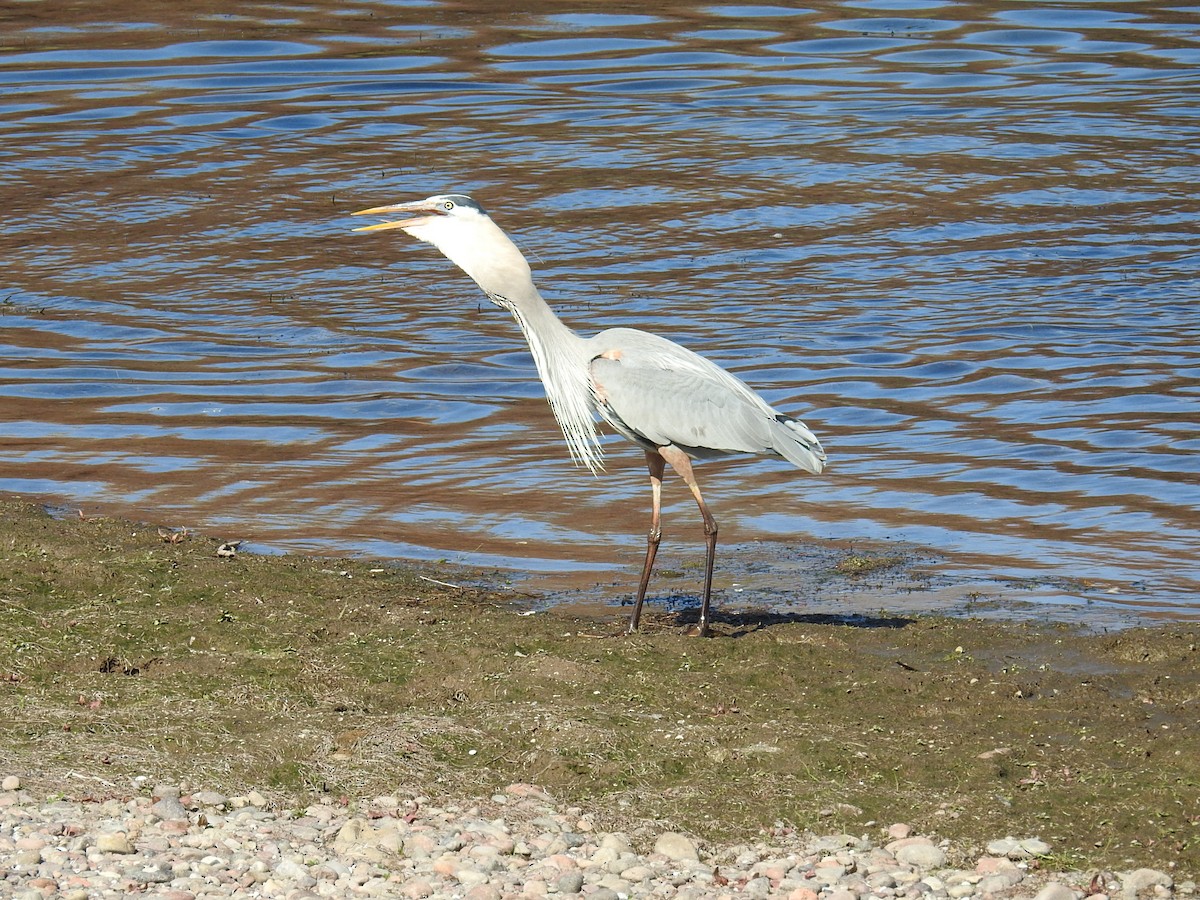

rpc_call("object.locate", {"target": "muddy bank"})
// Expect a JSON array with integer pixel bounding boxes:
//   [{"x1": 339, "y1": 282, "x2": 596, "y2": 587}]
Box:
[{"x1": 1, "y1": 496, "x2": 1197, "y2": 876}]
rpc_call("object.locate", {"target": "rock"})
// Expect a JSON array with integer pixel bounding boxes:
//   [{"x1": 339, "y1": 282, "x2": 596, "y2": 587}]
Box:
[
  {"x1": 889, "y1": 837, "x2": 946, "y2": 869},
  {"x1": 976, "y1": 856, "x2": 1022, "y2": 875},
  {"x1": 555, "y1": 870, "x2": 584, "y2": 894},
  {"x1": 127, "y1": 861, "x2": 173, "y2": 884},
  {"x1": 986, "y1": 837, "x2": 1018, "y2": 856},
  {"x1": 744, "y1": 876, "x2": 774, "y2": 898},
  {"x1": 985, "y1": 835, "x2": 1049, "y2": 859},
  {"x1": 599, "y1": 833, "x2": 633, "y2": 854},
  {"x1": 151, "y1": 794, "x2": 189, "y2": 820},
  {"x1": 506, "y1": 783, "x2": 552, "y2": 802},
  {"x1": 1019, "y1": 837, "x2": 1052, "y2": 857},
  {"x1": 333, "y1": 817, "x2": 375, "y2": 847},
  {"x1": 979, "y1": 871, "x2": 1024, "y2": 893},
  {"x1": 2, "y1": 775, "x2": 20, "y2": 791},
  {"x1": 887, "y1": 823, "x2": 912, "y2": 840},
  {"x1": 1122, "y1": 868, "x2": 1173, "y2": 898},
  {"x1": 809, "y1": 834, "x2": 858, "y2": 853},
  {"x1": 192, "y1": 790, "x2": 228, "y2": 808},
  {"x1": 1034, "y1": 883, "x2": 1077, "y2": 900},
  {"x1": 275, "y1": 858, "x2": 312, "y2": 882},
  {"x1": 454, "y1": 865, "x2": 489, "y2": 886},
  {"x1": 400, "y1": 879, "x2": 435, "y2": 899},
  {"x1": 655, "y1": 831, "x2": 700, "y2": 862},
  {"x1": 621, "y1": 864, "x2": 654, "y2": 882},
  {"x1": 95, "y1": 832, "x2": 135, "y2": 854}
]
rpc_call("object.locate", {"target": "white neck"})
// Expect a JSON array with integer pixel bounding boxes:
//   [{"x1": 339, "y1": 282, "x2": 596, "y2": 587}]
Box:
[{"x1": 407, "y1": 213, "x2": 604, "y2": 472}]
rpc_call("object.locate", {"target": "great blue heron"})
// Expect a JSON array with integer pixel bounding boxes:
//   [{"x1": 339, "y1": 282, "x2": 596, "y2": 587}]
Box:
[{"x1": 353, "y1": 194, "x2": 826, "y2": 636}]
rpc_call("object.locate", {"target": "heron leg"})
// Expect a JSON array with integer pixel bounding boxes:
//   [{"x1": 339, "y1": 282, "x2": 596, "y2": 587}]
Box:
[
  {"x1": 657, "y1": 445, "x2": 717, "y2": 637},
  {"x1": 627, "y1": 450, "x2": 666, "y2": 634}
]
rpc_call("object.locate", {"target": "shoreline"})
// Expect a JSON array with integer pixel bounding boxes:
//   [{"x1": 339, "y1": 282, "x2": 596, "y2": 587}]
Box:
[{"x1": 2, "y1": 495, "x2": 1198, "y2": 881}]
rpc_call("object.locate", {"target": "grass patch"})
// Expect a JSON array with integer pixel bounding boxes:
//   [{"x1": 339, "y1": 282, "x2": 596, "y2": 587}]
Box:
[{"x1": 1, "y1": 496, "x2": 1197, "y2": 874}]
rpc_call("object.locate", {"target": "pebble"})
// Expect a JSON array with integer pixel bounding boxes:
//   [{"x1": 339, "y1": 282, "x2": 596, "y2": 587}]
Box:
[
  {"x1": 654, "y1": 831, "x2": 700, "y2": 862},
  {"x1": 0, "y1": 776, "x2": 1190, "y2": 899},
  {"x1": 94, "y1": 832, "x2": 135, "y2": 854},
  {"x1": 890, "y1": 836, "x2": 947, "y2": 869}
]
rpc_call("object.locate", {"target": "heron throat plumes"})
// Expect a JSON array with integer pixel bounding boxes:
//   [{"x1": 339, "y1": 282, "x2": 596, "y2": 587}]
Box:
[
  {"x1": 504, "y1": 297, "x2": 605, "y2": 474},
  {"x1": 400, "y1": 202, "x2": 605, "y2": 473}
]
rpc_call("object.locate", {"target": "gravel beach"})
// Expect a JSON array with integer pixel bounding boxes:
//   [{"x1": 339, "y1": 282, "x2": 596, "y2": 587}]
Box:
[{"x1": 1, "y1": 776, "x2": 1190, "y2": 900}]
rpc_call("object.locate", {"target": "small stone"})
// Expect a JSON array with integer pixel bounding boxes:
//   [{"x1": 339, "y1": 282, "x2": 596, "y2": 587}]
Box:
[
  {"x1": 979, "y1": 872, "x2": 1024, "y2": 892},
  {"x1": 1019, "y1": 838, "x2": 1052, "y2": 857},
  {"x1": 976, "y1": 856, "x2": 1019, "y2": 874},
  {"x1": 152, "y1": 795, "x2": 189, "y2": 820},
  {"x1": 334, "y1": 817, "x2": 375, "y2": 848},
  {"x1": 809, "y1": 834, "x2": 857, "y2": 853},
  {"x1": 400, "y1": 880, "x2": 434, "y2": 899},
  {"x1": 192, "y1": 790, "x2": 228, "y2": 808},
  {"x1": 275, "y1": 858, "x2": 312, "y2": 882},
  {"x1": 127, "y1": 861, "x2": 173, "y2": 884},
  {"x1": 14, "y1": 848, "x2": 42, "y2": 867},
  {"x1": 507, "y1": 782, "x2": 553, "y2": 802},
  {"x1": 1034, "y1": 883, "x2": 1077, "y2": 900},
  {"x1": 455, "y1": 865, "x2": 488, "y2": 886},
  {"x1": 655, "y1": 831, "x2": 700, "y2": 862},
  {"x1": 895, "y1": 842, "x2": 946, "y2": 869},
  {"x1": 986, "y1": 837, "x2": 1018, "y2": 857},
  {"x1": 600, "y1": 833, "x2": 633, "y2": 854},
  {"x1": 1122, "y1": 868, "x2": 1173, "y2": 898},
  {"x1": 742, "y1": 876, "x2": 774, "y2": 898},
  {"x1": 621, "y1": 864, "x2": 654, "y2": 883},
  {"x1": 1, "y1": 775, "x2": 20, "y2": 791},
  {"x1": 248, "y1": 790, "x2": 268, "y2": 807},
  {"x1": 96, "y1": 832, "x2": 135, "y2": 854},
  {"x1": 556, "y1": 870, "x2": 585, "y2": 894},
  {"x1": 888, "y1": 823, "x2": 912, "y2": 840}
]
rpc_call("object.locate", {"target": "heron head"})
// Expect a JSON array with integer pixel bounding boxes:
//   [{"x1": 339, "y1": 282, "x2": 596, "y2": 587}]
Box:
[
  {"x1": 353, "y1": 193, "x2": 534, "y2": 301},
  {"x1": 352, "y1": 194, "x2": 488, "y2": 242}
]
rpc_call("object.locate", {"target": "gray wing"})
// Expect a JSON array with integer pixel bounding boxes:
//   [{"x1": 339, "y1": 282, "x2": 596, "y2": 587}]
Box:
[{"x1": 587, "y1": 328, "x2": 826, "y2": 474}]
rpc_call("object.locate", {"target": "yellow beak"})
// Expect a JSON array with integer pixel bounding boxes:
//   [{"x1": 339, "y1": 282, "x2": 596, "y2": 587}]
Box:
[{"x1": 351, "y1": 201, "x2": 442, "y2": 233}]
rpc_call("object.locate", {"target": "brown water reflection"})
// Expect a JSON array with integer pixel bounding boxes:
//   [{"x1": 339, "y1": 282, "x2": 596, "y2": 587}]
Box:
[{"x1": 1, "y1": 0, "x2": 1198, "y2": 626}]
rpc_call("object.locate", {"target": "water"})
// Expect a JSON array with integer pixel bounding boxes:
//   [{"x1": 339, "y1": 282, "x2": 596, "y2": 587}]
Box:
[{"x1": 2, "y1": 0, "x2": 1198, "y2": 627}]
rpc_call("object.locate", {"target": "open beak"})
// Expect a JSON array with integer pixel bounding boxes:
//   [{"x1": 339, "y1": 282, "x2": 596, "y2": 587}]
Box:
[{"x1": 352, "y1": 200, "x2": 445, "y2": 233}]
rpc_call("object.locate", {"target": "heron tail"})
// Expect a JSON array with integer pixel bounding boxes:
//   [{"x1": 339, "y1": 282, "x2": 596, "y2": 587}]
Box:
[{"x1": 772, "y1": 414, "x2": 827, "y2": 475}]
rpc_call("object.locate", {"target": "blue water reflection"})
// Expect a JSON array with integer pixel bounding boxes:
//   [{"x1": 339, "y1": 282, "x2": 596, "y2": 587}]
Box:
[{"x1": 0, "y1": 0, "x2": 1197, "y2": 627}]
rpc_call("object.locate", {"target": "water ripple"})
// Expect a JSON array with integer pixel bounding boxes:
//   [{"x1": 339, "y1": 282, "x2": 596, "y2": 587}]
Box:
[{"x1": 0, "y1": 0, "x2": 1198, "y2": 626}]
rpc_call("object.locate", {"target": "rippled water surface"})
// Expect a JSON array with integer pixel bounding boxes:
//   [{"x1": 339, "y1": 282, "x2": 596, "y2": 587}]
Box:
[{"x1": 2, "y1": 0, "x2": 1198, "y2": 626}]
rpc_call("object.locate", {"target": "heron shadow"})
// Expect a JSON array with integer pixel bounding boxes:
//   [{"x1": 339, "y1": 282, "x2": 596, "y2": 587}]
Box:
[{"x1": 642, "y1": 600, "x2": 915, "y2": 636}]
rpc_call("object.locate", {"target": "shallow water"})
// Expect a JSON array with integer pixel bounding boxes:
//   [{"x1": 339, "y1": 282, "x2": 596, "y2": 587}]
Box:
[{"x1": 1, "y1": 0, "x2": 1198, "y2": 626}]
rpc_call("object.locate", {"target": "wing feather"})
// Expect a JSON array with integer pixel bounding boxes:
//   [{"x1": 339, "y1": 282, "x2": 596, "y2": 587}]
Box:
[{"x1": 587, "y1": 328, "x2": 826, "y2": 473}]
